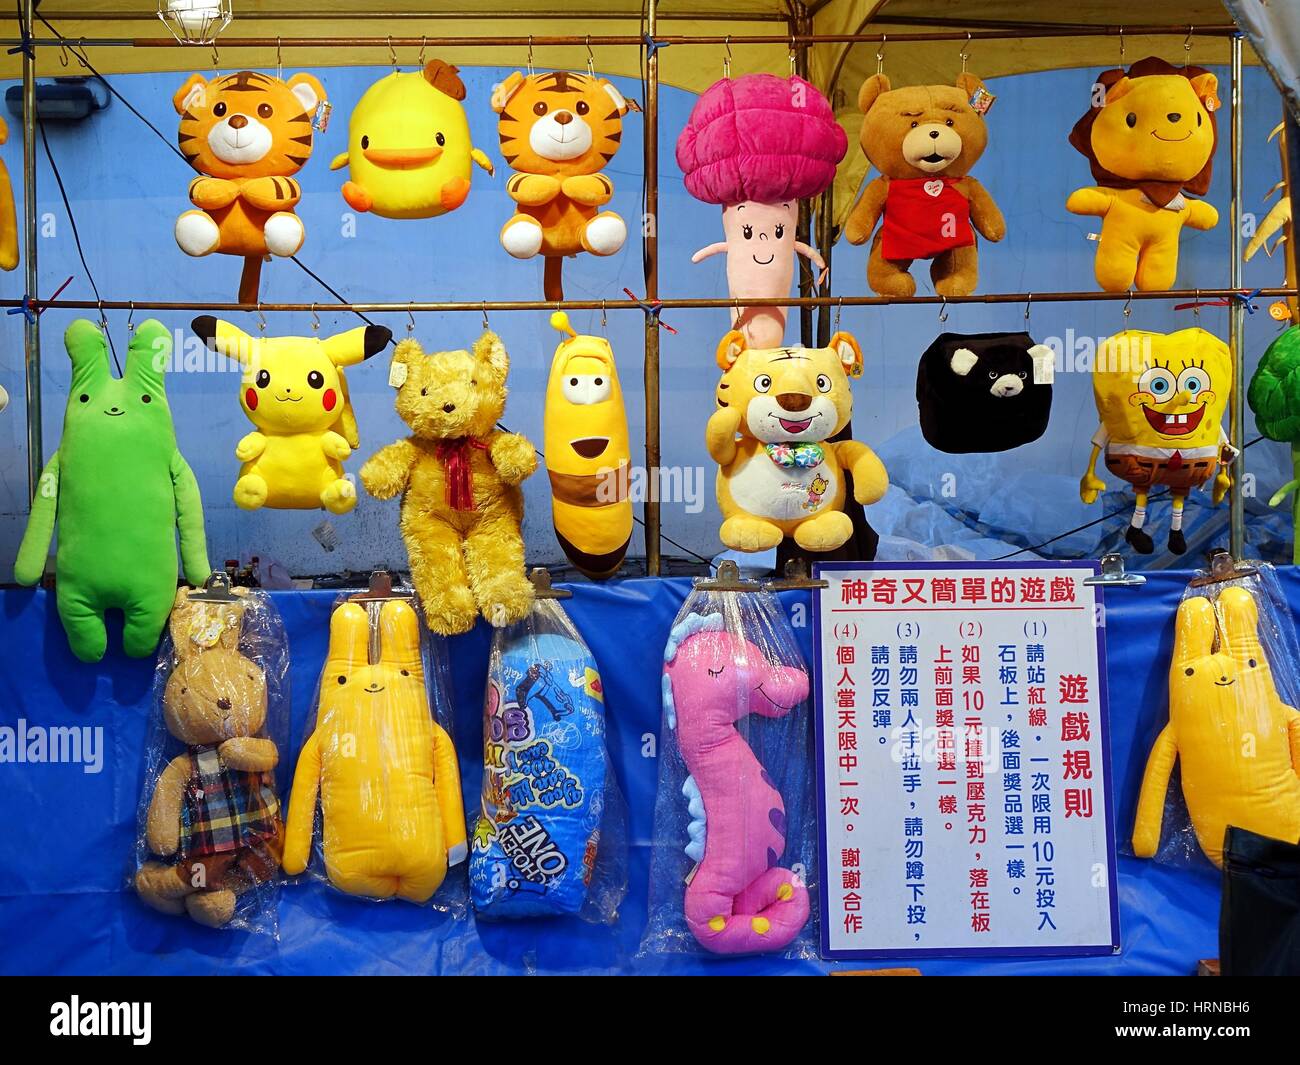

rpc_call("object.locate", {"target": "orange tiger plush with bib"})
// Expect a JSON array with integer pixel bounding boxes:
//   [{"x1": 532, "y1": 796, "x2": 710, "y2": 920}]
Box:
[
  {"x1": 174, "y1": 70, "x2": 327, "y2": 303},
  {"x1": 491, "y1": 70, "x2": 630, "y2": 300}
]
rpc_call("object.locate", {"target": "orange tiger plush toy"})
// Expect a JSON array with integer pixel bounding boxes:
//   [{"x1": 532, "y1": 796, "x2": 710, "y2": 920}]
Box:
[
  {"x1": 174, "y1": 70, "x2": 327, "y2": 303},
  {"x1": 491, "y1": 70, "x2": 630, "y2": 300}
]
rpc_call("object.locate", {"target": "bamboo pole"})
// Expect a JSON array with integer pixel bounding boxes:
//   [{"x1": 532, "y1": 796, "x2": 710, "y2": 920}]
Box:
[{"x1": 21, "y1": 0, "x2": 39, "y2": 502}]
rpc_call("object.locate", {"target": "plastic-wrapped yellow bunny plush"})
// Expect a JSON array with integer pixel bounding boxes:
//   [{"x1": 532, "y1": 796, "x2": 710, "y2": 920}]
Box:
[
  {"x1": 1133, "y1": 586, "x2": 1300, "y2": 867},
  {"x1": 283, "y1": 597, "x2": 466, "y2": 903}
]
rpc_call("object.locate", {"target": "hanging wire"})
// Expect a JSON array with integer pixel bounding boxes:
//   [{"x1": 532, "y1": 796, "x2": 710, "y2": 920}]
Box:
[{"x1": 37, "y1": 118, "x2": 119, "y2": 372}]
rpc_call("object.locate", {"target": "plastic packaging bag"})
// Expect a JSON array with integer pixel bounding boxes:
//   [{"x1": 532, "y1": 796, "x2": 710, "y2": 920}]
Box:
[
  {"x1": 1131, "y1": 557, "x2": 1300, "y2": 869},
  {"x1": 133, "y1": 578, "x2": 289, "y2": 935},
  {"x1": 643, "y1": 579, "x2": 818, "y2": 957},
  {"x1": 282, "y1": 585, "x2": 468, "y2": 912},
  {"x1": 470, "y1": 591, "x2": 626, "y2": 922}
]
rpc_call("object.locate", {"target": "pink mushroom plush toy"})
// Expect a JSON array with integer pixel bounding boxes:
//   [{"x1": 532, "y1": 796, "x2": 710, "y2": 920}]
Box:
[{"x1": 677, "y1": 74, "x2": 847, "y2": 348}]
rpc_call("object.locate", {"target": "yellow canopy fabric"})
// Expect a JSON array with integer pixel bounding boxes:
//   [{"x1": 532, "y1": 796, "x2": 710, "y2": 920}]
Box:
[{"x1": 0, "y1": 1, "x2": 1257, "y2": 227}]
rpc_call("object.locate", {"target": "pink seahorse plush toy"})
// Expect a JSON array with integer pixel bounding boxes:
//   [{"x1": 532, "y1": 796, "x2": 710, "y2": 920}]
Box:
[
  {"x1": 662, "y1": 611, "x2": 811, "y2": 954},
  {"x1": 676, "y1": 74, "x2": 846, "y2": 348}
]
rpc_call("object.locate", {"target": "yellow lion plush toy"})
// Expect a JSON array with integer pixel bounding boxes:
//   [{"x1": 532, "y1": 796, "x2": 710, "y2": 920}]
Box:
[
  {"x1": 1133, "y1": 587, "x2": 1300, "y2": 868},
  {"x1": 193, "y1": 316, "x2": 391, "y2": 513},
  {"x1": 360, "y1": 331, "x2": 537, "y2": 635},
  {"x1": 1067, "y1": 57, "x2": 1220, "y2": 292},
  {"x1": 706, "y1": 331, "x2": 888, "y2": 553}
]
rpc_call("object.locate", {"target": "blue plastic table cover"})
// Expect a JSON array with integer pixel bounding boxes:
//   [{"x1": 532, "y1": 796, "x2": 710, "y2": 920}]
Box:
[{"x1": 0, "y1": 571, "x2": 1235, "y2": 975}]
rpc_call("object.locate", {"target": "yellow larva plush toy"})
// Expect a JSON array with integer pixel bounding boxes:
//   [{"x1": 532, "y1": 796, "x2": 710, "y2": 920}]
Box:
[
  {"x1": 193, "y1": 316, "x2": 391, "y2": 513},
  {"x1": 544, "y1": 312, "x2": 632, "y2": 578}
]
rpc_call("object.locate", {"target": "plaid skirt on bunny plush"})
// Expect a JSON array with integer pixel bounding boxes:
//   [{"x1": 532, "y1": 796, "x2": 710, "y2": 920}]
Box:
[{"x1": 179, "y1": 745, "x2": 280, "y2": 859}]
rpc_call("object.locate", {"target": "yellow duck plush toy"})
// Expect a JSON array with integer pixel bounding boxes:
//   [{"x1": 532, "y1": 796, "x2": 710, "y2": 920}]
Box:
[
  {"x1": 706, "y1": 330, "x2": 888, "y2": 553},
  {"x1": 1133, "y1": 587, "x2": 1300, "y2": 868},
  {"x1": 283, "y1": 598, "x2": 466, "y2": 903},
  {"x1": 193, "y1": 316, "x2": 391, "y2": 513},
  {"x1": 360, "y1": 331, "x2": 538, "y2": 635},
  {"x1": 1067, "y1": 57, "x2": 1220, "y2": 292}
]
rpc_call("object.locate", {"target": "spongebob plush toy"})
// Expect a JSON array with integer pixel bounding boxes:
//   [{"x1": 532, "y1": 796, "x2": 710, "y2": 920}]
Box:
[
  {"x1": 706, "y1": 331, "x2": 888, "y2": 553},
  {"x1": 1081, "y1": 328, "x2": 1234, "y2": 555},
  {"x1": 543, "y1": 312, "x2": 632, "y2": 579},
  {"x1": 193, "y1": 316, "x2": 391, "y2": 513},
  {"x1": 331, "y1": 59, "x2": 494, "y2": 219},
  {"x1": 1067, "y1": 57, "x2": 1220, "y2": 292}
]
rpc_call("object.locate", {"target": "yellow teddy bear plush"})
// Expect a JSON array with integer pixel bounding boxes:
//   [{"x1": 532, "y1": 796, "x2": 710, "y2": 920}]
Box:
[
  {"x1": 361, "y1": 331, "x2": 537, "y2": 635},
  {"x1": 193, "y1": 316, "x2": 391, "y2": 513},
  {"x1": 283, "y1": 598, "x2": 466, "y2": 903},
  {"x1": 1133, "y1": 587, "x2": 1300, "y2": 868},
  {"x1": 706, "y1": 330, "x2": 888, "y2": 553},
  {"x1": 1067, "y1": 57, "x2": 1220, "y2": 292}
]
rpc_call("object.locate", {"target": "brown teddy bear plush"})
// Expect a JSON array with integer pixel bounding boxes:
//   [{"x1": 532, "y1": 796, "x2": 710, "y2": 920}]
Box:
[
  {"x1": 135, "y1": 588, "x2": 282, "y2": 928},
  {"x1": 844, "y1": 72, "x2": 1005, "y2": 297},
  {"x1": 360, "y1": 331, "x2": 538, "y2": 635}
]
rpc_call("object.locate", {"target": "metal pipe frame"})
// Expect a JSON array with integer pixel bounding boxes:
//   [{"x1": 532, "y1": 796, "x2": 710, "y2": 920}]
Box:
[
  {"x1": 21, "y1": 0, "x2": 39, "y2": 501},
  {"x1": 642, "y1": 0, "x2": 661, "y2": 577},
  {"x1": 1229, "y1": 33, "x2": 1246, "y2": 558}
]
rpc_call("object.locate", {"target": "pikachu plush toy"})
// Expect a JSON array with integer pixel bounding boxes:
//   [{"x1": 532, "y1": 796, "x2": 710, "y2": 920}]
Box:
[
  {"x1": 193, "y1": 316, "x2": 391, "y2": 513},
  {"x1": 543, "y1": 312, "x2": 632, "y2": 578},
  {"x1": 1134, "y1": 586, "x2": 1300, "y2": 868},
  {"x1": 283, "y1": 597, "x2": 466, "y2": 903}
]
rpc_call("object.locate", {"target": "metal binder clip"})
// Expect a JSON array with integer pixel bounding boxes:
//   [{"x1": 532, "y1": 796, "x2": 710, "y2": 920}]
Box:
[
  {"x1": 1189, "y1": 549, "x2": 1260, "y2": 588},
  {"x1": 1083, "y1": 553, "x2": 1146, "y2": 588},
  {"x1": 694, "y1": 559, "x2": 763, "y2": 593},
  {"x1": 530, "y1": 567, "x2": 571, "y2": 600},
  {"x1": 187, "y1": 570, "x2": 241, "y2": 602},
  {"x1": 764, "y1": 558, "x2": 829, "y2": 592}
]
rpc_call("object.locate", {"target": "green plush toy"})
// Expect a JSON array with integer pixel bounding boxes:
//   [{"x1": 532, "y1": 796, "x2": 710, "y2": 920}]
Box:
[{"x1": 14, "y1": 319, "x2": 210, "y2": 662}]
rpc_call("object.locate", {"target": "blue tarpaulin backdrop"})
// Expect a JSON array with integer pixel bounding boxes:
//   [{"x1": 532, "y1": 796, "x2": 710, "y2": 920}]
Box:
[{"x1": 0, "y1": 570, "x2": 1236, "y2": 975}]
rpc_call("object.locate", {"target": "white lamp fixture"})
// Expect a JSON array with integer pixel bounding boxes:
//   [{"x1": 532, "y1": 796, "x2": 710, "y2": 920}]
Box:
[{"x1": 158, "y1": 0, "x2": 233, "y2": 45}]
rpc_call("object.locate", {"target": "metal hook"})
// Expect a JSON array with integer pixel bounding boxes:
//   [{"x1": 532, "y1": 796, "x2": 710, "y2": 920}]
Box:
[
  {"x1": 938, "y1": 295, "x2": 949, "y2": 324},
  {"x1": 406, "y1": 303, "x2": 416, "y2": 335},
  {"x1": 210, "y1": 41, "x2": 220, "y2": 69},
  {"x1": 98, "y1": 303, "x2": 108, "y2": 336},
  {"x1": 1183, "y1": 25, "x2": 1194, "y2": 64},
  {"x1": 1123, "y1": 290, "x2": 1133, "y2": 320},
  {"x1": 256, "y1": 304, "x2": 267, "y2": 333},
  {"x1": 876, "y1": 35, "x2": 886, "y2": 75},
  {"x1": 310, "y1": 303, "x2": 320, "y2": 333},
  {"x1": 58, "y1": 40, "x2": 69, "y2": 68},
  {"x1": 585, "y1": 35, "x2": 595, "y2": 76},
  {"x1": 1023, "y1": 293, "x2": 1032, "y2": 329},
  {"x1": 835, "y1": 296, "x2": 844, "y2": 330},
  {"x1": 482, "y1": 301, "x2": 490, "y2": 331},
  {"x1": 275, "y1": 36, "x2": 283, "y2": 80},
  {"x1": 960, "y1": 32, "x2": 970, "y2": 74},
  {"x1": 723, "y1": 36, "x2": 732, "y2": 79},
  {"x1": 388, "y1": 36, "x2": 398, "y2": 70},
  {"x1": 1118, "y1": 26, "x2": 1125, "y2": 64},
  {"x1": 126, "y1": 300, "x2": 135, "y2": 335},
  {"x1": 789, "y1": 35, "x2": 797, "y2": 77},
  {"x1": 600, "y1": 299, "x2": 608, "y2": 332},
  {"x1": 419, "y1": 36, "x2": 428, "y2": 67},
  {"x1": 527, "y1": 35, "x2": 535, "y2": 76}
]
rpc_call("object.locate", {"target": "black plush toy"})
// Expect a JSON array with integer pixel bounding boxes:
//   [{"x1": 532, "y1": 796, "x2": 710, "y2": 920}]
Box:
[{"x1": 916, "y1": 331, "x2": 1054, "y2": 454}]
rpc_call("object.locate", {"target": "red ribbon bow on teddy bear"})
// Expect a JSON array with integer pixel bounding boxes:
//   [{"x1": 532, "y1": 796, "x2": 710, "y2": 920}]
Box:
[{"x1": 435, "y1": 437, "x2": 489, "y2": 511}]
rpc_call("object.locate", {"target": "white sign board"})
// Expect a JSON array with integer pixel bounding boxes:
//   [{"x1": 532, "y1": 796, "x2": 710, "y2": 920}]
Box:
[{"x1": 812, "y1": 561, "x2": 1120, "y2": 960}]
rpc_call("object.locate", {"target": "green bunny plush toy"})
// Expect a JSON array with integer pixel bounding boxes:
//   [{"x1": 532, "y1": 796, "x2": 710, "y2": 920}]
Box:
[{"x1": 14, "y1": 319, "x2": 210, "y2": 662}]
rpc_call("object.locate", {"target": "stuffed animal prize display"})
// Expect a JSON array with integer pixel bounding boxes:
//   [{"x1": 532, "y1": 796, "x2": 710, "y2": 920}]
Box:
[
  {"x1": 676, "y1": 74, "x2": 846, "y2": 348},
  {"x1": 1067, "y1": 57, "x2": 1220, "y2": 292},
  {"x1": 844, "y1": 73, "x2": 1005, "y2": 297},
  {"x1": 331, "y1": 59, "x2": 494, "y2": 218},
  {"x1": 173, "y1": 70, "x2": 327, "y2": 303},
  {"x1": 14, "y1": 320, "x2": 210, "y2": 663}
]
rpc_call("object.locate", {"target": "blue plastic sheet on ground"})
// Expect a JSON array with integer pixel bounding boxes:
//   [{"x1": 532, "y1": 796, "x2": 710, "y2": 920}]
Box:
[{"x1": 0, "y1": 572, "x2": 1234, "y2": 974}]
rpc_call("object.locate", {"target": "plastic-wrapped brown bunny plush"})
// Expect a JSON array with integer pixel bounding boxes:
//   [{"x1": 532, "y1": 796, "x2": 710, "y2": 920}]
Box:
[{"x1": 134, "y1": 588, "x2": 283, "y2": 928}]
